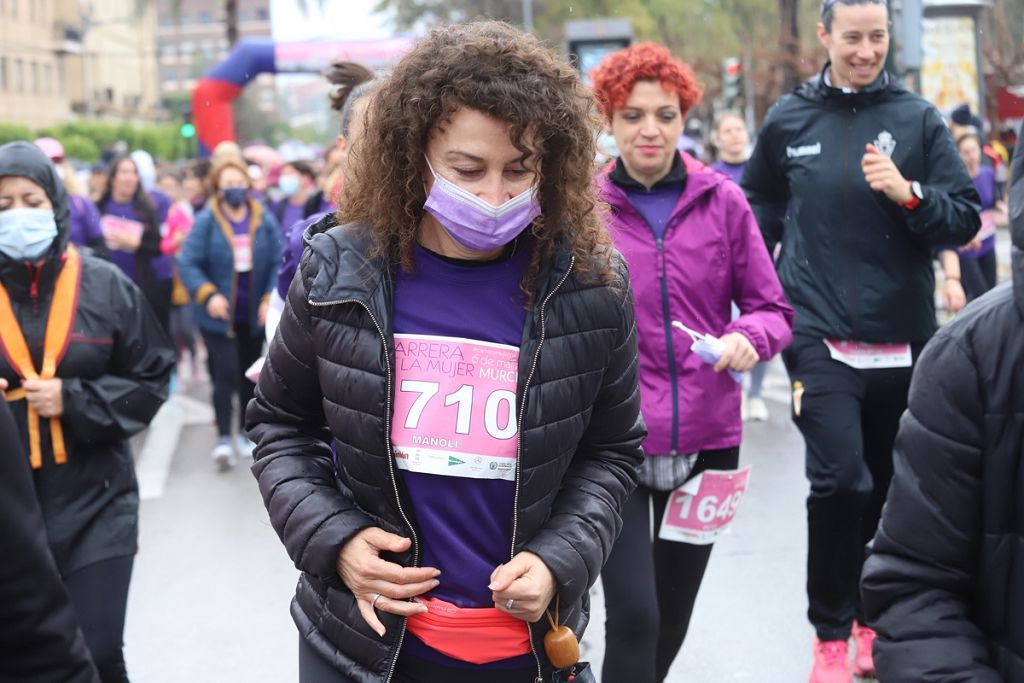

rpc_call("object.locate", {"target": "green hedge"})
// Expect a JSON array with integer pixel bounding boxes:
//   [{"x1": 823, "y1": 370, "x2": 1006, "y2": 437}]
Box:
[{"x1": 0, "y1": 120, "x2": 192, "y2": 163}]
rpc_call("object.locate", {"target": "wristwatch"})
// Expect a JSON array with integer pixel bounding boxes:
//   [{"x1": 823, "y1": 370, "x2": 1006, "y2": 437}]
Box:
[{"x1": 901, "y1": 180, "x2": 923, "y2": 211}]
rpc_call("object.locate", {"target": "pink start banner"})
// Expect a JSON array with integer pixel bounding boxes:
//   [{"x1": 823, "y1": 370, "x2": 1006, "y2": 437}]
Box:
[{"x1": 392, "y1": 334, "x2": 520, "y2": 481}]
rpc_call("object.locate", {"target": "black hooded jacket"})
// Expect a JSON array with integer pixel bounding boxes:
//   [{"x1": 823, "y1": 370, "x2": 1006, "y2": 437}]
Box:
[
  {"x1": 860, "y1": 130, "x2": 1024, "y2": 681},
  {"x1": 743, "y1": 65, "x2": 981, "y2": 343},
  {"x1": 247, "y1": 217, "x2": 645, "y2": 681},
  {"x1": 0, "y1": 141, "x2": 174, "y2": 577}
]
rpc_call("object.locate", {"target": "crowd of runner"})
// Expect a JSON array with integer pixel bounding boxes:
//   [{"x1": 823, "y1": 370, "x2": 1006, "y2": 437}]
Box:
[{"x1": 1, "y1": 1, "x2": 1022, "y2": 682}]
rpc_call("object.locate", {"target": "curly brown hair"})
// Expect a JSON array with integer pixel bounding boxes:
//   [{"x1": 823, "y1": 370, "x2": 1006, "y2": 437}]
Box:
[{"x1": 339, "y1": 21, "x2": 612, "y2": 295}]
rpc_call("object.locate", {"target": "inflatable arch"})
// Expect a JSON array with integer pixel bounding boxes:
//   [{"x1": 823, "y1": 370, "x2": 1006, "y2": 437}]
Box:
[{"x1": 192, "y1": 36, "x2": 415, "y2": 155}]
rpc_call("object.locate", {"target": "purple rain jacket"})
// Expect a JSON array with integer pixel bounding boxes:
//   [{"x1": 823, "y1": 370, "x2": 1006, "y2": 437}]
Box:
[{"x1": 599, "y1": 152, "x2": 794, "y2": 456}]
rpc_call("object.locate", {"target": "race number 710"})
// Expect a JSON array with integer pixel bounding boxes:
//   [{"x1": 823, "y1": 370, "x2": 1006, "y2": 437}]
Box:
[
  {"x1": 400, "y1": 380, "x2": 518, "y2": 440},
  {"x1": 673, "y1": 490, "x2": 745, "y2": 524}
]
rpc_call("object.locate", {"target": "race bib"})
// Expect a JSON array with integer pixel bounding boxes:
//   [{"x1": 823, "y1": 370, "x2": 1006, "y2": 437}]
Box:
[
  {"x1": 392, "y1": 334, "x2": 519, "y2": 481},
  {"x1": 823, "y1": 340, "x2": 912, "y2": 370},
  {"x1": 658, "y1": 467, "x2": 752, "y2": 545},
  {"x1": 100, "y1": 215, "x2": 143, "y2": 248},
  {"x1": 233, "y1": 233, "x2": 253, "y2": 272},
  {"x1": 976, "y1": 209, "x2": 997, "y2": 241}
]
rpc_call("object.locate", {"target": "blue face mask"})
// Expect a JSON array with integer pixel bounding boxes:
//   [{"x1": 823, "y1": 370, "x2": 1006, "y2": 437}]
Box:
[
  {"x1": 222, "y1": 188, "x2": 248, "y2": 208},
  {"x1": 278, "y1": 174, "x2": 300, "y2": 198},
  {"x1": 0, "y1": 208, "x2": 59, "y2": 261}
]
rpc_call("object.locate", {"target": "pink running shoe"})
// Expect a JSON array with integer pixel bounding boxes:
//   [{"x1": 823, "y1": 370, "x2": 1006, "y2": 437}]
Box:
[
  {"x1": 809, "y1": 638, "x2": 853, "y2": 683},
  {"x1": 852, "y1": 621, "x2": 877, "y2": 678}
]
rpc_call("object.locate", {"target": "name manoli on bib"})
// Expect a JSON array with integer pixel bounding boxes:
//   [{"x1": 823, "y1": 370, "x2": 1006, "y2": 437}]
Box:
[{"x1": 392, "y1": 333, "x2": 520, "y2": 481}]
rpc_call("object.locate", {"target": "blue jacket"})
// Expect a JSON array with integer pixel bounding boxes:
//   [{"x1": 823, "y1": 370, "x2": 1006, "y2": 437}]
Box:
[{"x1": 178, "y1": 199, "x2": 282, "y2": 337}]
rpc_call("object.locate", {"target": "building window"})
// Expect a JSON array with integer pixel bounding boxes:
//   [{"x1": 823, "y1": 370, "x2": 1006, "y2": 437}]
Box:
[
  {"x1": 0, "y1": 57, "x2": 6, "y2": 91},
  {"x1": 199, "y1": 10, "x2": 211, "y2": 23},
  {"x1": 30, "y1": 61, "x2": 38, "y2": 94},
  {"x1": 43, "y1": 63, "x2": 51, "y2": 95},
  {"x1": 11, "y1": 0, "x2": 17, "y2": 20},
  {"x1": 256, "y1": 8, "x2": 269, "y2": 21},
  {"x1": 14, "y1": 58, "x2": 22, "y2": 93},
  {"x1": 57, "y1": 61, "x2": 65, "y2": 96}
]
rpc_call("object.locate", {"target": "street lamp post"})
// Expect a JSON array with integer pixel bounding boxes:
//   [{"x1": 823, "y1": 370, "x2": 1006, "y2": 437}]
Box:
[{"x1": 522, "y1": 0, "x2": 534, "y2": 32}]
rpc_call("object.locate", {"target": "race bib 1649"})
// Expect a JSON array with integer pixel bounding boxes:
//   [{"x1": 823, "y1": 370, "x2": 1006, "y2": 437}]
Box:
[{"x1": 391, "y1": 334, "x2": 520, "y2": 481}]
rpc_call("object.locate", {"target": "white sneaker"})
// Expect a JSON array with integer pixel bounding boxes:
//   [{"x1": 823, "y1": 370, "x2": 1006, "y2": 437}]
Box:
[
  {"x1": 235, "y1": 434, "x2": 256, "y2": 459},
  {"x1": 211, "y1": 436, "x2": 236, "y2": 471},
  {"x1": 747, "y1": 396, "x2": 770, "y2": 422}
]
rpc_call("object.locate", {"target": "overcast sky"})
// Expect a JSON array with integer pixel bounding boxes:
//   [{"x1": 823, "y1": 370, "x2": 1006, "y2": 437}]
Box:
[{"x1": 271, "y1": 0, "x2": 396, "y2": 42}]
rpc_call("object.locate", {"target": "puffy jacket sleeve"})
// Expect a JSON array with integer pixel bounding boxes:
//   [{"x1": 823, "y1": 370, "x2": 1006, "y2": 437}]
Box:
[
  {"x1": 521, "y1": 261, "x2": 646, "y2": 607},
  {"x1": 246, "y1": 259, "x2": 376, "y2": 582},
  {"x1": 177, "y1": 210, "x2": 219, "y2": 306},
  {"x1": 720, "y1": 182, "x2": 794, "y2": 360},
  {"x1": 860, "y1": 328, "x2": 1000, "y2": 682},
  {"x1": 901, "y1": 106, "x2": 982, "y2": 246},
  {"x1": 61, "y1": 269, "x2": 174, "y2": 444},
  {"x1": 742, "y1": 104, "x2": 790, "y2": 252}
]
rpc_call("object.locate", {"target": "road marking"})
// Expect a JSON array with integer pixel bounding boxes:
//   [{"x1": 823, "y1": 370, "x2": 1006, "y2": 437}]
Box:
[{"x1": 136, "y1": 393, "x2": 214, "y2": 500}]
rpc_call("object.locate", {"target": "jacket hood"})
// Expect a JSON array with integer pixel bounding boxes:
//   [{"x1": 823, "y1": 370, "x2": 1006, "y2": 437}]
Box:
[
  {"x1": 1010, "y1": 130, "x2": 1023, "y2": 311},
  {"x1": 0, "y1": 141, "x2": 71, "y2": 260},
  {"x1": 795, "y1": 62, "x2": 902, "y2": 106}
]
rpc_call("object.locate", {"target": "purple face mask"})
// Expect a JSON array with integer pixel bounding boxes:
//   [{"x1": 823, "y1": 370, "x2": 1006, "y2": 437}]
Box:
[{"x1": 422, "y1": 157, "x2": 541, "y2": 252}]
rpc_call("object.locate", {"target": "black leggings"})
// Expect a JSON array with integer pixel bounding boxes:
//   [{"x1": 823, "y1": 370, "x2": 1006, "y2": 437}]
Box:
[
  {"x1": 961, "y1": 250, "x2": 997, "y2": 301},
  {"x1": 601, "y1": 447, "x2": 741, "y2": 683},
  {"x1": 201, "y1": 325, "x2": 264, "y2": 437},
  {"x1": 65, "y1": 556, "x2": 134, "y2": 683}
]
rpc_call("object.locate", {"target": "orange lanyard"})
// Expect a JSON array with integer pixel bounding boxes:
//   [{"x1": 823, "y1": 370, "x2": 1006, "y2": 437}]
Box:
[{"x1": 0, "y1": 246, "x2": 81, "y2": 469}]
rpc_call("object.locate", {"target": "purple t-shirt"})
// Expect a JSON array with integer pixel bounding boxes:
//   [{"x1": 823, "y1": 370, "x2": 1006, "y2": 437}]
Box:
[
  {"x1": 67, "y1": 195, "x2": 103, "y2": 247},
  {"x1": 101, "y1": 199, "x2": 173, "y2": 281},
  {"x1": 277, "y1": 200, "x2": 305, "y2": 234},
  {"x1": 711, "y1": 159, "x2": 746, "y2": 186},
  {"x1": 230, "y1": 212, "x2": 252, "y2": 324},
  {"x1": 276, "y1": 211, "x2": 329, "y2": 299},
  {"x1": 393, "y1": 241, "x2": 532, "y2": 668},
  {"x1": 962, "y1": 165, "x2": 997, "y2": 260}
]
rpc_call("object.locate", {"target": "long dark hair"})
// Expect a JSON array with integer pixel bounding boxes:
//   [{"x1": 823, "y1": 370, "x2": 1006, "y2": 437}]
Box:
[{"x1": 97, "y1": 154, "x2": 158, "y2": 231}]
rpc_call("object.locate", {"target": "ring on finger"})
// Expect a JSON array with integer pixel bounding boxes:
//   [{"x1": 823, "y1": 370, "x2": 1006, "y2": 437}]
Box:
[
  {"x1": 371, "y1": 593, "x2": 383, "y2": 609},
  {"x1": 505, "y1": 598, "x2": 515, "y2": 610}
]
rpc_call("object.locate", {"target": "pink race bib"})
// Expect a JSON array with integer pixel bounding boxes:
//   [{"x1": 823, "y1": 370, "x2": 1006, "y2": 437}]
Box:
[
  {"x1": 233, "y1": 233, "x2": 253, "y2": 272},
  {"x1": 391, "y1": 334, "x2": 519, "y2": 481},
  {"x1": 658, "y1": 467, "x2": 752, "y2": 545},
  {"x1": 823, "y1": 340, "x2": 911, "y2": 369},
  {"x1": 100, "y1": 215, "x2": 143, "y2": 248}
]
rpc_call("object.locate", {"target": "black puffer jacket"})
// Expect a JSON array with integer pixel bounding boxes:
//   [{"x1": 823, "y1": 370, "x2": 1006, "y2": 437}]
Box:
[
  {"x1": 860, "y1": 132, "x2": 1024, "y2": 681},
  {"x1": 247, "y1": 217, "x2": 645, "y2": 682},
  {"x1": 0, "y1": 142, "x2": 174, "y2": 577}
]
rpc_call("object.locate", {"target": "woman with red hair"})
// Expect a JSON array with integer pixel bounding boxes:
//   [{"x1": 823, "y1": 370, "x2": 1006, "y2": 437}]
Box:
[{"x1": 591, "y1": 44, "x2": 794, "y2": 681}]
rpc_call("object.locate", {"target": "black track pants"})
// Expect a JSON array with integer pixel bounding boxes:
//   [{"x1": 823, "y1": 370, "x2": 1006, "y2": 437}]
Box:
[{"x1": 782, "y1": 334, "x2": 917, "y2": 641}]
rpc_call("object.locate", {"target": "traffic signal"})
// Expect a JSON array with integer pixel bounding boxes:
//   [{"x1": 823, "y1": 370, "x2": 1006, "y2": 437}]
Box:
[
  {"x1": 180, "y1": 104, "x2": 195, "y2": 139},
  {"x1": 722, "y1": 57, "x2": 743, "y2": 107}
]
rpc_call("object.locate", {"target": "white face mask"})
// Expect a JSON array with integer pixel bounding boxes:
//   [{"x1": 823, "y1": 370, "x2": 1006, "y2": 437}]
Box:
[{"x1": 0, "y1": 208, "x2": 59, "y2": 261}]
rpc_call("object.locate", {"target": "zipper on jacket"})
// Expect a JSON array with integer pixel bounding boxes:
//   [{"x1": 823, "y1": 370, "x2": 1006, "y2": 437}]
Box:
[
  {"x1": 27, "y1": 263, "x2": 42, "y2": 315},
  {"x1": 656, "y1": 238, "x2": 680, "y2": 454},
  {"x1": 307, "y1": 296, "x2": 419, "y2": 683},
  {"x1": 510, "y1": 256, "x2": 575, "y2": 683}
]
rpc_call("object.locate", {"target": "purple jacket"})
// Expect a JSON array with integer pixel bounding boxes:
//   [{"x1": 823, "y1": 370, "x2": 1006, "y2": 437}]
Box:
[{"x1": 600, "y1": 153, "x2": 793, "y2": 455}]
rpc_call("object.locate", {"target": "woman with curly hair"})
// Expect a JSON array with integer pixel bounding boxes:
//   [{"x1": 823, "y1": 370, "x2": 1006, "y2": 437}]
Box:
[
  {"x1": 246, "y1": 21, "x2": 645, "y2": 683},
  {"x1": 590, "y1": 44, "x2": 793, "y2": 682}
]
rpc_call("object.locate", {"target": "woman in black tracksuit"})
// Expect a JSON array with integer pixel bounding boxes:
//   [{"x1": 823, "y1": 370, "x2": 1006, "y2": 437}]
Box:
[{"x1": 0, "y1": 142, "x2": 174, "y2": 683}]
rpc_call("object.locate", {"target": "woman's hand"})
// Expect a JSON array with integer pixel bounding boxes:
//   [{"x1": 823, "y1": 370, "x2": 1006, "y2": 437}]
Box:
[
  {"x1": 490, "y1": 551, "x2": 557, "y2": 623},
  {"x1": 943, "y1": 277, "x2": 966, "y2": 314},
  {"x1": 23, "y1": 378, "x2": 63, "y2": 417},
  {"x1": 206, "y1": 293, "x2": 230, "y2": 320},
  {"x1": 337, "y1": 527, "x2": 439, "y2": 637},
  {"x1": 715, "y1": 332, "x2": 759, "y2": 373}
]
